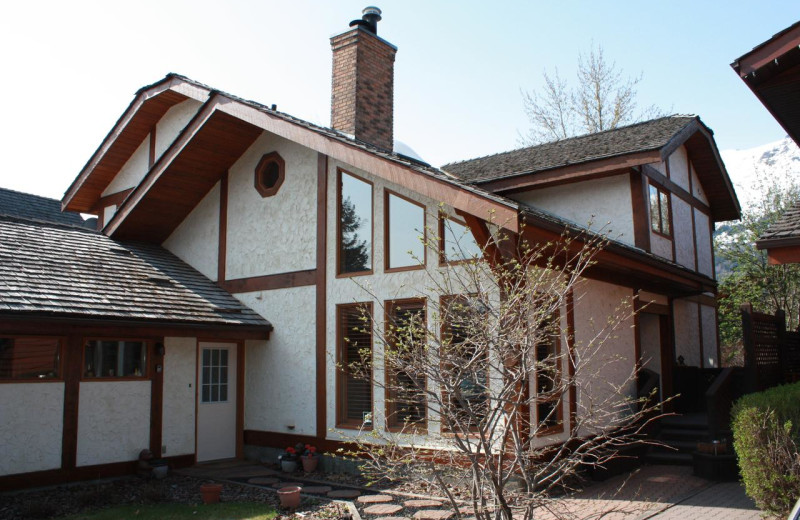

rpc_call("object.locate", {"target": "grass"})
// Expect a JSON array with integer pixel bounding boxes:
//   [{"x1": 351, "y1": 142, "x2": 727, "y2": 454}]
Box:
[{"x1": 62, "y1": 502, "x2": 279, "y2": 520}]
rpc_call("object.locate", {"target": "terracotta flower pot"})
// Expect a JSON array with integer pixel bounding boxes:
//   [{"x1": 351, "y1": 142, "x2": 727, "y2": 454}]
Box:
[
  {"x1": 301, "y1": 455, "x2": 319, "y2": 472},
  {"x1": 200, "y1": 483, "x2": 222, "y2": 504},
  {"x1": 277, "y1": 486, "x2": 302, "y2": 509}
]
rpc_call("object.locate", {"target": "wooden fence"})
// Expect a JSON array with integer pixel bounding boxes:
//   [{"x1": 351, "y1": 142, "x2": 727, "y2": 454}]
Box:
[{"x1": 740, "y1": 303, "x2": 800, "y2": 391}]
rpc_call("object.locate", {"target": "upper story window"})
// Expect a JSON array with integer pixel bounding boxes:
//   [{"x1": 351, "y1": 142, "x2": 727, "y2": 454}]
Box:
[
  {"x1": 254, "y1": 152, "x2": 285, "y2": 197},
  {"x1": 649, "y1": 184, "x2": 671, "y2": 237},
  {"x1": 440, "y1": 215, "x2": 482, "y2": 264},
  {"x1": 385, "y1": 191, "x2": 425, "y2": 271},
  {"x1": 337, "y1": 303, "x2": 373, "y2": 429},
  {"x1": 338, "y1": 170, "x2": 373, "y2": 276},
  {"x1": 84, "y1": 340, "x2": 147, "y2": 379},
  {"x1": 0, "y1": 337, "x2": 61, "y2": 380}
]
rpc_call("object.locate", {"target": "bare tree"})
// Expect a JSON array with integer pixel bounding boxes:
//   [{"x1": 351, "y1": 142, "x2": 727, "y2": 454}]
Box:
[
  {"x1": 521, "y1": 44, "x2": 663, "y2": 145},
  {"x1": 338, "y1": 220, "x2": 664, "y2": 520}
]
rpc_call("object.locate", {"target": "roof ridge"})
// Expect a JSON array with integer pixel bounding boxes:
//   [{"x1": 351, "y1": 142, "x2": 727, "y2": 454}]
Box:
[
  {"x1": 443, "y1": 114, "x2": 697, "y2": 169},
  {"x1": 0, "y1": 186, "x2": 66, "y2": 203},
  {"x1": 0, "y1": 213, "x2": 96, "y2": 233}
]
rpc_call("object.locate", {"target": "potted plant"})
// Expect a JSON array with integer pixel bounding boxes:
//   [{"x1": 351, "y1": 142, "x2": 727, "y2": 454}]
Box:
[
  {"x1": 277, "y1": 485, "x2": 302, "y2": 509},
  {"x1": 200, "y1": 482, "x2": 223, "y2": 504},
  {"x1": 279, "y1": 446, "x2": 298, "y2": 473},
  {"x1": 301, "y1": 444, "x2": 319, "y2": 472}
]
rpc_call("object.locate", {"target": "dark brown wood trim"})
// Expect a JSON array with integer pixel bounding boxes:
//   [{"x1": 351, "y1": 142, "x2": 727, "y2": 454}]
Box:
[
  {"x1": 669, "y1": 193, "x2": 677, "y2": 262},
  {"x1": 734, "y1": 22, "x2": 800, "y2": 77},
  {"x1": 691, "y1": 206, "x2": 699, "y2": 273},
  {"x1": 61, "y1": 334, "x2": 82, "y2": 470},
  {"x1": 697, "y1": 303, "x2": 705, "y2": 369},
  {"x1": 90, "y1": 188, "x2": 134, "y2": 213},
  {"x1": 219, "y1": 269, "x2": 317, "y2": 294},
  {"x1": 0, "y1": 454, "x2": 195, "y2": 492},
  {"x1": 384, "y1": 189, "x2": 427, "y2": 273},
  {"x1": 218, "y1": 172, "x2": 228, "y2": 283},
  {"x1": 709, "y1": 218, "x2": 717, "y2": 280},
  {"x1": 149, "y1": 340, "x2": 165, "y2": 455},
  {"x1": 636, "y1": 301, "x2": 670, "y2": 315},
  {"x1": 459, "y1": 213, "x2": 504, "y2": 269},
  {"x1": 236, "y1": 341, "x2": 245, "y2": 459},
  {"x1": 316, "y1": 153, "x2": 328, "y2": 439},
  {"x1": 566, "y1": 289, "x2": 577, "y2": 435},
  {"x1": 630, "y1": 170, "x2": 651, "y2": 251},
  {"x1": 149, "y1": 126, "x2": 157, "y2": 168},
  {"x1": 336, "y1": 168, "x2": 375, "y2": 278},
  {"x1": 478, "y1": 150, "x2": 662, "y2": 194},
  {"x1": 679, "y1": 293, "x2": 717, "y2": 308},
  {"x1": 642, "y1": 164, "x2": 711, "y2": 216},
  {"x1": 765, "y1": 244, "x2": 800, "y2": 265}
]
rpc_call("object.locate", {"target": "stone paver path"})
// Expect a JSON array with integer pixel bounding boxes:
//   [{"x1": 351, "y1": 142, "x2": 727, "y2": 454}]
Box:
[
  {"x1": 365, "y1": 504, "x2": 404, "y2": 515},
  {"x1": 327, "y1": 489, "x2": 362, "y2": 498},
  {"x1": 302, "y1": 485, "x2": 333, "y2": 494},
  {"x1": 404, "y1": 499, "x2": 443, "y2": 508},
  {"x1": 359, "y1": 495, "x2": 395, "y2": 504},
  {"x1": 647, "y1": 481, "x2": 761, "y2": 519},
  {"x1": 412, "y1": 510, "x2": 454, "y2": 520}
]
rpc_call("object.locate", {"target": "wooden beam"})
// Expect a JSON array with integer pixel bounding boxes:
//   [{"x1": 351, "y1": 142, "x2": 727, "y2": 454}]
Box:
[
  {"x1": 642, "y1": 164, "x2": 711, "y2": 215},
  {"x1": 316, "y1": 153, "x2": 328, "y2": 439},
  {"x1": 733, "y1": 22, "x2": 800, "y2": 77},
  {"x1": 630, "y1": 170, "x2": 651, "y2": 251},
  {"x1": 90, "y1": 188, "x2": 133, "y2": 213},
  {"x1": 219, "y1": 269, "x2": 317, "y2": 294}
]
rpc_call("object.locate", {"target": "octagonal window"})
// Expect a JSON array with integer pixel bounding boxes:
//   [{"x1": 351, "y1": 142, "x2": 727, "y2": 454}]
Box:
[{"x1": 254, "y1": 152, "x2": 285, "y2": 197}]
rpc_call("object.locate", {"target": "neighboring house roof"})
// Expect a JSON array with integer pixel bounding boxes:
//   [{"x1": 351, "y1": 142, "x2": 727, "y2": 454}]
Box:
[
  {"x1": 0, "y1": 187, "x2": 92, "y2": 228},
  {"x1": 757, "y1": 202, "x2": 800, "y2": 248},
  {"x1": 732, "y1": 21, "x2": 800, "y2": 146},
  {"x1": 0, "y1": 214, "x2": 271, "y2": 331},
  {"x1": 442, "y1": 115, "x2": 740, "y2": 222}
]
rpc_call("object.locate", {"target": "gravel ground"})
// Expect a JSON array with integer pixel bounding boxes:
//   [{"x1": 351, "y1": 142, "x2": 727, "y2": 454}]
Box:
[{"x1": 0, "y1": 474, "x2": 344, "y2": 520}]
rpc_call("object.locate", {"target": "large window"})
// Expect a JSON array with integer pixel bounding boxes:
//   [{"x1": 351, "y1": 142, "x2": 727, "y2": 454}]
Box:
[
  {"x1": 84, "y1": 340, "x2": 147, "y2": 379},
  {"x1": 440, "y1": 215, "x2": 482, "y2": 264},
  {"x1": 338, "y1": 170, "x2": 373, "y2": 275},
  {"x1": 441, "y1": 296, "x2": 487, "y2": 431},
  {"x1": 385, "y1": 299, "x2": 427, "y2": 431},
  {"x1": 0, "y1": 337, "x2": 61, "y2": 380},
  {"x1": 337, "y1": 303, "x2": 373, "y2": 428},
  {"x1": 534, "y1": 318, "x2": 563, "y2": 435},
  {"x1": 385, "y1": 191, "x2": 425, "y2": 271},
  {"x1": 649, "y1": 184, "x2": 671, "y2": 237}
]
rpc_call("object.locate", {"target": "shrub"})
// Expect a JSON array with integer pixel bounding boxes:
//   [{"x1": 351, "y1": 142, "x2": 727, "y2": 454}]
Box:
[{"x1": 731, "y1": 382, "x2": 800, "y2": 516}]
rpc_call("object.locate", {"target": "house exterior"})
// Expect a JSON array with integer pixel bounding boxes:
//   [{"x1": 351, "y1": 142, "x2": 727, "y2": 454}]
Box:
[
  {"x1": 732, "y1": 21, "x2": 800, "y2": 263},
  {"x1": 0, "y1": 8, "x2": 739, "y2": 489}
]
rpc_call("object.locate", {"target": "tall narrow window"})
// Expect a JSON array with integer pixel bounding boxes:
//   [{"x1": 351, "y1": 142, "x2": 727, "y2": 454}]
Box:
[
  {"x1": 337, "y1": 303, "x2": 373, "y2": 428},
  {"x1": 338, "y1": 170, "x2": 373, "y2": 275},
  {"x1": 84, "y1": 340, "x2": 147, "y2": 379},
  {"x1": 534, "y1": 317, "x2": 563, "y2": 435},
  {"x1": 649, "y1": 184, "x2": 671, "y2": 237},
  {"x1": 0, "y1": 337, "x2": 61, "y2": 380},
  {"x1": 440, "y1": 216, "x2": 482, "y2": 264},
  {"x1": 385, "y1": 191, "x2": 425, "y2": 271},
  {"x1": 385, "y1": 299, "x2": 427, "y2": 430},
  {"x1": 441, "y1": 296, "x2": 488, "y2": 431},
  {"x1": 201, "y1": 348, "x2": 229, "y2": 403}
]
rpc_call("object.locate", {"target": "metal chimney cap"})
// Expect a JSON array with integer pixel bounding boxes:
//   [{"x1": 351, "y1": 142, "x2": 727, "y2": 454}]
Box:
[{"x1": 362, "y1": 6, "x2": 382, "y2": 20}]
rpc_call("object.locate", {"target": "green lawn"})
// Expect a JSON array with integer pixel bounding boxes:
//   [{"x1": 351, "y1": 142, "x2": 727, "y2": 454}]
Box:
[{"x1": 62, "y1": 502, "x2": 278, "y2": 520}]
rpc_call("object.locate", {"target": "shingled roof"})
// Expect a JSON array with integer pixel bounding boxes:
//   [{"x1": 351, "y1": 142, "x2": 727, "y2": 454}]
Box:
[
  {"x1": 757, "y1": 201, "x2": 800, "y2": 248},
  {"x1": 0, "y1": 187, "x2": 92, "y2": 228},
  {"x1": 0, "y1": 214, "x2": 271, "y2": 330},
  {"x1": 442, "y1": 116, "x2": 698, "y2": 183}
]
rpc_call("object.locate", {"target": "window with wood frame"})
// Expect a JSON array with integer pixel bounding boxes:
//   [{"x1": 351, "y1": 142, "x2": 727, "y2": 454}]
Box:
[
  {"x1": 385, "y1": 298, "x2": 427, "y2": 431},
  {"x1": 338, "y1": 170, "x2": 373, "y2": 275},
  {"x1": 649, "y1": 184, "x2": 671, "y2": 237},
  {"x1": 385, "y1": 191, "x2": 425, "y2": 271},
  {"x1": 337, "y1": 303, "x2": 373, "y2": 428},
  {"x1": 440, "y1": 215, "x2": 482, "y2": 264},
  {"x1": 441, "y1": 296, "x2": 488, "y2": 431},
  {"x1": 0, "y1": 337, "x2": 61, "y2": 380},
  {"x1": 534, "y1": 316, "x2": 563, "y2": 435},
  {"x1": 254, "y1": 151, "x2": 285, "y2": 197},
  {"x1": 83, "y1": 340, "x2": 147, "y2": 379}
]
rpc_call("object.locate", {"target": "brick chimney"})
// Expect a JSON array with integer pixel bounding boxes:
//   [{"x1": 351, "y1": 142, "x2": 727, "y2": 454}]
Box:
[{"x1": 330, "y1": 7, "x2": 396, "y2": 152}]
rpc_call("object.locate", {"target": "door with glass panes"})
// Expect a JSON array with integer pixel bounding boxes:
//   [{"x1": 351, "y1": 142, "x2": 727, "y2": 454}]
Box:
[{"x1": 196, "y1": 342, "x2": 237, "y2": 462}]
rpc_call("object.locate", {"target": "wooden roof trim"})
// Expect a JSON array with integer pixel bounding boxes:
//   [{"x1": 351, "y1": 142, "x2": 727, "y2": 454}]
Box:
[
  {"x1": 62, "y1": 76, "x2": 210, "y2": 213},
  {"x1": 104, "y1": 94, "x2": 223, "y2": 237},
  {"x1": 475, "y1": 150, "x2": 662, "y2": 194},
  {"x1": 684, "y1": 124, "x2": 741, "y2": 221},
  {"x1": 215, "y1": 101, "x2": 519, "y2": 231},
  {"x1": 732, "y1": 22, "x2": 800, "y2": 77}
]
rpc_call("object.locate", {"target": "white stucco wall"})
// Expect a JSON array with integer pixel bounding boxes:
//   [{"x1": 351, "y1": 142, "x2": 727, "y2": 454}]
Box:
[
  {"x1": 694, "y1": 210, "x2": 713, "y2": 277},
  {"x1": 701, "y1": 304, "x2": 718, "y2": 368},
  {"x1": 155, "y1": 99, "x2": 203, "y2": 158},
  {"x1": 672, "y1": 197, "x2": 695, "y2": 269},
  {"x1": 690, "y1": 162, "x2": 709, "y2": 205},
  {"x1": 102, "y1": 136, "x2": 149, "y2": 196},
  {"x1": 571, "y1": 279, "x2": 636, "y2": 433},
  {"x1": 639, "y1": 313, "x2": 662, "y2": 377},
  {"x1": 240, "y1": 285, "x2": 317, "y2": 435},
  {"x1": 0, "y1": 383, "x2": 64, "y2": 475},
  {"x1": 673, "y1": 300, "x2": 701, "y2": 367},
  {"x1": 163, "y1": 182, "x2": 220, "y2": 281},
  {"x1": 162, "y1": 337, "x2": 196, "y2": 457},
  {"x1": 650, "y1": 233, "x2": 672, "y2": 260},
  {"x1": 76, "y1": 381, "x2": 151, "y2": 466},
  {"x1": 225, "y1": 132, "x2": 318, "y2": 280},
  {"x1": 668, "y1": 147, "x2": 690, "y2": 192},
  {"x1": 511, "y1": 175, "x2": 635, "y2": 245}
]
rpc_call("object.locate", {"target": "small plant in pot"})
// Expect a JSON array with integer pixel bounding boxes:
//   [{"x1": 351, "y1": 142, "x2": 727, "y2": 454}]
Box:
[
  {"x1": 278, "y1": 446, "x2": 298, "y2": 473},
  {"x1": 301, "y1": 444, "x2": 320, "y2": 472}
]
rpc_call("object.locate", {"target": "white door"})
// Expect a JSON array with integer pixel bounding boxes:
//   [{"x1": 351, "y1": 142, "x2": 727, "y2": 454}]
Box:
[{"x1": 197, "y1": 342, "x2": 237, "y2": 462}]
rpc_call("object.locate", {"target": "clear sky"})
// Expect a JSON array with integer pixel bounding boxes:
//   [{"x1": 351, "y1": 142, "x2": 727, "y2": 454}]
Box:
[{"x1": 0, "y1": 0, "x2": 798, "y2": 199}]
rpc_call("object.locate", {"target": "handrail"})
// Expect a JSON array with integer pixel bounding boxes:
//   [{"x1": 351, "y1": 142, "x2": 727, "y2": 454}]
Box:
[{"x1": 706, "y1": 367, "x2": 735, "y2": 439}]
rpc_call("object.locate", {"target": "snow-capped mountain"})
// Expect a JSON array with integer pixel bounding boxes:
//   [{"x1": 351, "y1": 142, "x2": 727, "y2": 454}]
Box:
[{"x1": 720, "y1": 137, "x2": 800, "y2": 212}]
